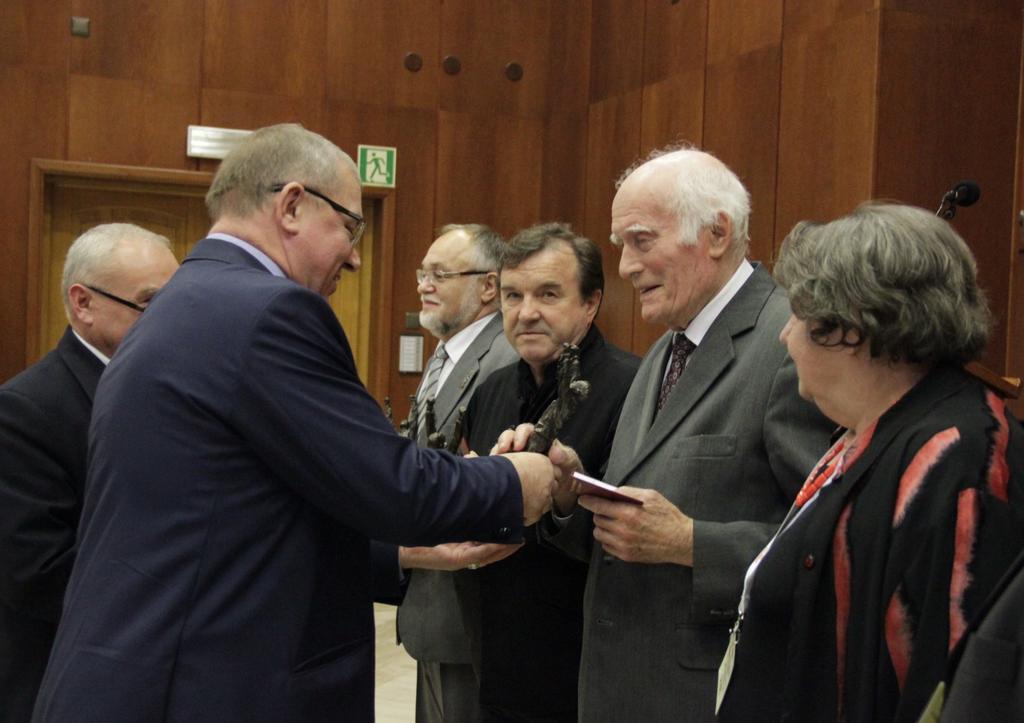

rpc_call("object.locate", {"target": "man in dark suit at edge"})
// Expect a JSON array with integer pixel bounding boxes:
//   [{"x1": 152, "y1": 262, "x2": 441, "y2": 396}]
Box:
[
  {"x1": 397, "y1": 223, "x2": 518, "y2": 722},
  {"x1": 0, "y1": 223, "x2": 178, "y2": 721},
  {"x1": 32, "y1": 123, "x2": 556, "y2": 722},
  {"x1": 500, "y1": 146, "x2": 832, "y2": 721}
]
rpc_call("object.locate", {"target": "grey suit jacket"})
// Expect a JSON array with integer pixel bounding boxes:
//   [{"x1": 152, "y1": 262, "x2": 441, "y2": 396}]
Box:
[
  {"x1": 399, "y1": 312, "x2": 518, "y2": 663},
  {"x1": 545, "y1": 265, "x2": 832, "y2": 722}
]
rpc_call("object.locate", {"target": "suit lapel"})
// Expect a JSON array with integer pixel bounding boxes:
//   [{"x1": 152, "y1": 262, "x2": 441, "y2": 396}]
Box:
[
  {"x1": 57, "y1": 327, "x2": 104, "y2": 403},
  {"x1": 627, "y1": 333, "x2": 670, "y2": 456},
  {"x1": 432, "y1": 314, "x2": 504, "y2": 431},
  {"x1": 627, "y1": 322, "x2": 738, "y2": 473},
  {"x1": 615, "y1": 266, "x2": 775, "y2": 481}
]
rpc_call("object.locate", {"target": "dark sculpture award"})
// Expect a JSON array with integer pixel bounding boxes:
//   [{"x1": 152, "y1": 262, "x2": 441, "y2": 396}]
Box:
[
  {"x1": 526, "y1": 343, "x2": 590, "y2": 453},
  {"x1": 425, "y1": 399, "x2": 466, "y2": 453},
  {"x1": 400, "y1": 394, "x2": 418, "y2": 438}
]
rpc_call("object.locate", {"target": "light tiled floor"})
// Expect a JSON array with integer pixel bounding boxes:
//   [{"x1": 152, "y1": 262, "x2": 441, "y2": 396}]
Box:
[{"x1": 374, "y1": 603, "x2": 417, "y2": 722}]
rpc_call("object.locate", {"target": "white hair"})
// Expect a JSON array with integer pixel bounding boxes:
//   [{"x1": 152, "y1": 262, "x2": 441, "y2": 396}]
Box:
[
  {"x1": 617, "y1": 145, "x2": 751, "y2": 254},
  {"x1": 61, "y1": 223, "x2": 172, "y2": 318}
]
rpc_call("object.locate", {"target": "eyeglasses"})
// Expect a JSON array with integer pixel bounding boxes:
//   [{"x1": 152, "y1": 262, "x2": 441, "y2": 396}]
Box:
[
  {"x1": 270, "y1": 183, "x2": 365, "y2": 246},
  {"x1": 415, "y1": 269, "x2": 490, "y2": 286},
  {"x1": 85, "y1": 285, "x2": 147, "y2": 313}
]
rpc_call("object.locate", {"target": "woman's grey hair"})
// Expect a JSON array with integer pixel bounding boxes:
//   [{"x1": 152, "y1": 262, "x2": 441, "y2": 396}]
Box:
[
  {"x1": 437, "y1": 223, "x2": 505, "y2": 271},
  {"x1": 61, "y1": 223, "x2": 172, "y2": 318},
  {"x1": 774, "y1": 202, "x2": 990, "y2": 365},
  {"x1": 617, "y1": 143, "x2": 751, "y2": 255},
  {"x1": 205, "y1": 123, "x2": 356, "y2": 220}
]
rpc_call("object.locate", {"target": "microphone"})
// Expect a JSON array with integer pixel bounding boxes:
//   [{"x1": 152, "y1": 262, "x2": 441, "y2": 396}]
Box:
[{"x1": 937, "y1": 179, "x2": 980, "y2": 219}]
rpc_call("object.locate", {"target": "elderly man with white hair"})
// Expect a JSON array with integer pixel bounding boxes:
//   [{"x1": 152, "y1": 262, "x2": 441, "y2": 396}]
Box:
[{"x1": 526, "y1": 146, "x2": 832, "y2": 721}]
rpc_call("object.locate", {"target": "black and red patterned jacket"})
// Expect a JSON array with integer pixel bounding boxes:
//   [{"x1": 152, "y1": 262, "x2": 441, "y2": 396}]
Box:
[{"x1": 720, "y1": 363, "x2": 1024, "y2": 723}]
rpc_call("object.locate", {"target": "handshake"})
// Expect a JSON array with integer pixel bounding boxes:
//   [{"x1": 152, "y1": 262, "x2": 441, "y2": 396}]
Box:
[
  {"x1": 492, "y1": 424, "x2": 583, "y2": 525},
  {"x1": 400, "y1": 424, "x2": 583, "y2": 573}
]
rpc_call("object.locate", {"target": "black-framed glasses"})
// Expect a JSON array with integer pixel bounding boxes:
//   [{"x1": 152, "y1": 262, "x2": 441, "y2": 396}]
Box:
[
  {"x1": 270, "y1": 183, "x2": 365, "y2": 245},
  {"x1": 84, "y1": 285, "x2": 147, "y2": 313},
  {"x1": 415, "y1": 269, "x2": 490, "y2": 286}
]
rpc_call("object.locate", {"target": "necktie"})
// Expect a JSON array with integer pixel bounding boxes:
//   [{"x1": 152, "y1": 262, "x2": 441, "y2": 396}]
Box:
[
  {"x1": 417, "y1": 344, "x2": 448, "y2": 435},
  {"x1": 657, "y1": 333, "x2": 696, "y2": 412}
]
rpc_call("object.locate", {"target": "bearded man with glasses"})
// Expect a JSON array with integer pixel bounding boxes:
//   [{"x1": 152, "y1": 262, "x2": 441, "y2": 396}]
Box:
[{"x1": 396, "y1": 223, "x2": 518, "y2": 723}]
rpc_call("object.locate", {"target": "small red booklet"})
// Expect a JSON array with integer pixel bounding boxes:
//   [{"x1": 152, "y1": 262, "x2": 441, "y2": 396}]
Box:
[{"x1": 572, "y1": 471, "x2": 644, "y2": 505}]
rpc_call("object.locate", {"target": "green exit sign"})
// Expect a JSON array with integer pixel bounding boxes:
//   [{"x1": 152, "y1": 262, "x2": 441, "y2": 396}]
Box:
[{"x1": 358, "y1": 145, "x2": 397, "y2": 188}]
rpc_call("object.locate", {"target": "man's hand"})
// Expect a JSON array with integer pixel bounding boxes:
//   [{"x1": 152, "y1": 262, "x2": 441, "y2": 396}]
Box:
[
  {"x1": 578, "y1": 488, "x2": 694, "y2": 566},
  {"x1": 493, "y1": 428, "x2": 579, "y2": 518},
  {"x1": 549, "y1": 440, "x2": 583, "y2": 515},
  {"x1": 399, "y1": 541, "x2": 523, "y2": 571},
  {"x1": 502, "y1": 451, "x2": 554, "y2": 525},
  {"x1": 490, "y1": 423, "x2": 536, "y2": 455}
]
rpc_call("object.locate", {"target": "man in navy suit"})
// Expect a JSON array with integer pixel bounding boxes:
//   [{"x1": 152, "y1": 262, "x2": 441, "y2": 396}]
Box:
[
  {"x1": 32, "y1": 124, "x2": 555, "y2": 722},
  {"x1": 0, "y1": 223, "x2": 178, "y2": 721}
]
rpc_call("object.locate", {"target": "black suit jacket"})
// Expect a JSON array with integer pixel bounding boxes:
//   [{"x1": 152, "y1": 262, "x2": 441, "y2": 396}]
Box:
[
  {"x1": 718, "y1": 366, "x2": 1024, "y2": 722},
  {"x1": 457, "y1": 326, "x2": 640, "y2": 719},
  {"x1": 0, "y1": 328, "x2": 103, "y2": 722},
  {"x1": 941, "y1": 535, "x2": 1024, "y2": 720},
  {"x1": 33, "y1": 239, "x2": 525, "y2": 722}
]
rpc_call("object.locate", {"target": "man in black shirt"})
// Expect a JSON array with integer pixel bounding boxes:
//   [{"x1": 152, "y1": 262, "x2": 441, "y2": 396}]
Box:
[{"x1": 457, "y1": 223, "x2": 640, "y2": 722}]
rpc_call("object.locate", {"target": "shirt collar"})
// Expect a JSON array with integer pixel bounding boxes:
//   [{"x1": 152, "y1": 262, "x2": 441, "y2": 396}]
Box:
[
  {"x1": 72, "y1": 329, "x2": 110, "y2": 366},
  {"x1": 208, "y1": 233, "x2": 285, "y2": 277},
  {"x1": 439, "y1": 312, "x2": 499, "y2": 368},
  {"x1": 681, "y1": 259, "x2": 754, "y2": 345}
]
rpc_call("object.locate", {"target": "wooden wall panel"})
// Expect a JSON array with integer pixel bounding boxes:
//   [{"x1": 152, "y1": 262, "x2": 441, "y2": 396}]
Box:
[
  {"x1": 707, "y1": 0, "x2": 783, "y2": 63},
  {"x1": 643, "y1": 0, "x2": 707, "y2": 85},
  {"x1": 639, "y1": 71, "x2": 705, "y2": 157},
  {"x1": 538, "y1": 112, "x2": 589, "y2": 228},
  {"x1": 203, "y1": 0, "x2": 326, "y2": 99},
  {"x1": 325, "y1": 0, "x2": 441, "y2": 110},
  {"x1": 69, "y1": 0, "x2": 203, "y2": 85},
  {"x1": 435, "y1": 111, "x2": 545, "y2": 236},
  {"x1": 200, "y1": 89, "x2": 326, "y2": 135},
  {"x1": 1009, "y1": 34, "x2": 1024, "y2": 416},
  {"x1": 590, "y1": 0, "x2": 645, "y2": 102},
  {"x1": 0, "y1": 0, "x2": 68, "y2": 70},
  {"x1": 439, "y1": 0, "x2": 590, "y2": 118},
  {"x1": 874, "y1": 8, "x2": 1023, "y2": 373},
  {"x1": 0, "y1": 67, "x2": 68, "y2": 381},
  {"x1": 775, "y1": 10, "x2": 879, "y2": 245},
  {"x1": 703, "y1": 47, "x2": 781, "y2": 265},
  {"x1": 639, "y1": 0, "x2": 707, "y2": 153},
  {"x1": 584, "y1": 91, "x2": 644, "y2": 355},
  {"x1": 704, "y1": 1, "x2": 783, "y2": 263},
  {"x1": 0, "y1": 69, "x2": 68, "y2": 199},
  {"x1": 883, "y1": 0, "x2": 1021, "y2": 22},
  {"x1": 67, "y1": 75, "x2": 198, "y2": 168},
  {"x1": 783, "y1": 0, "x2": 877, "y2": 36},
  {"x1": 324, "y1": 102, "x2": 438, "y2": 418}
]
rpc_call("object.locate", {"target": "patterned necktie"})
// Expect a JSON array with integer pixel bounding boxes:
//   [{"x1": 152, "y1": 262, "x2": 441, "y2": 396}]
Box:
[
  {"x1": 657, "y1": 332, "x2": 696, "y2": 412},
  {"x1": 417, "y1": 344, "x2": 448, "y2": 434}
]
